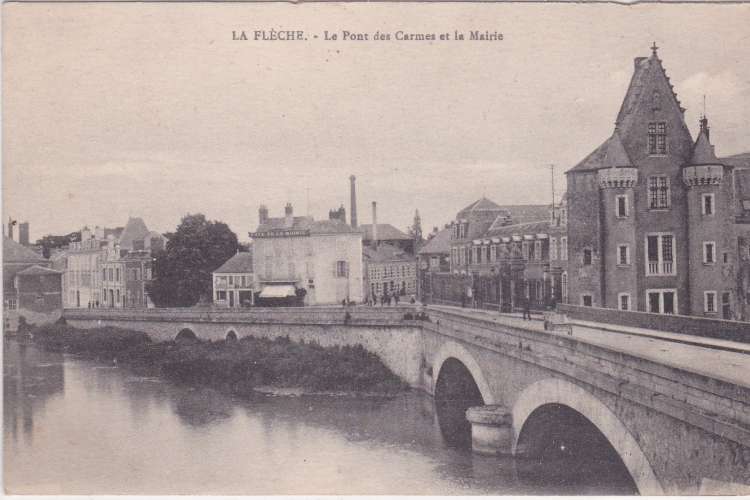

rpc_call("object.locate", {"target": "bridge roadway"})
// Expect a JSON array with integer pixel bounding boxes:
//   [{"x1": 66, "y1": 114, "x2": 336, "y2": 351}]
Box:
[
  {"x1": 429, "y1": 304, "x2": 750, "y2": 389},
  {"x1": 63, "y1": 305, "x2": 750, "y2": 495}
]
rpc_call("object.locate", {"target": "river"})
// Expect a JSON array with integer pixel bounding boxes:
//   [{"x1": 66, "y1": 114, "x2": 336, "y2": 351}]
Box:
[{"x1": 3, "y1": 339, "x2": 635, "y2": 495}]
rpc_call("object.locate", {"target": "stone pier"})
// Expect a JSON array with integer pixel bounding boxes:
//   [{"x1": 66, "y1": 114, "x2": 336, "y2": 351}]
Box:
[{"x1": 465, "y1": 405, "x2": 513, "y2": 456}]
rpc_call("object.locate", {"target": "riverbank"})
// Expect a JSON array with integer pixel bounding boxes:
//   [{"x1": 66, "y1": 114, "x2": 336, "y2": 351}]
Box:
[{"x1": 29, "y1": 323, "x2": 409, "y2": 397}]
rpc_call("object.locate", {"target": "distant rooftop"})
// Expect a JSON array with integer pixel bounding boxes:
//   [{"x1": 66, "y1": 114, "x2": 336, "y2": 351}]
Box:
[
  {"x1": 418, "y1": 227, "x2": 452, "y2": 255},
  {"x1": 359, "y1": 223, "x2": 411, "y2": 241},
  {"x1": 214, "y1": 251, "x2": 254, "y2": 274}
]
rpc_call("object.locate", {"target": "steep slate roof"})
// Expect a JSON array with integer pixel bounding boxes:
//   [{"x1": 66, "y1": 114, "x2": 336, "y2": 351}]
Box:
[
  {"x1": 569, "y1": 131, "x2": 633, "y2": 172},
  {"x1": 497, "y1": 204, "x2": 550, "y2": 225},
  {"x1": 214, "y1": 251, "x2": 254, "y2": 273},
  {"x1": 614, "y1": 52, "x2": 684, "y2": 134},
  {"x1": 255, "y1": 217, "x2": 358, "y2": 235},
  {"x1": 309, "y1": 219, "x2": 359, "y2": 235},
  {"x1": 418, "y1": 227, "x2": 452, "y2": 255},
  {"x1": 603, "y1": 132, "x2": 633, "y2": 167},
  {"x1": 689, "y1": 129, "x2": 721, "y2": 165},
  {"x1": 3, "y1": 236, "x2": 47, "y2": 263},
  {"x1": 118, "y1": 217, "x2": 150, "y2": 249},
  {"x1": 457, "y1": 197, "x2": 507, "y2": 219},
  {"x1": 363, "y1": 243, "x2": 413, "y2": 263},
  {"x1": 16, "y1": 264, "x2": 62, "y2": 276},
  {"x1": 256, "y1": 216, "x2": 313, "y2": 233},
  {"x1": 359, "y1": 223, "x2": 411, "y2": 241},
  {"x1": 569, "y1": 49, "x2": 691, "y2": 174},
  {"x1": 484, "y1": 220, "x2": 550, "y2": 239}
]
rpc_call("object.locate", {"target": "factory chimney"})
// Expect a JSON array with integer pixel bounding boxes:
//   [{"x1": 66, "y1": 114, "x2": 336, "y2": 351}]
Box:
[
  {"x1": 349, "y1": 175, "x2": 358, "y2": 228},
  {"x1": 284, "y1": 202, "x2": 294, "y2": 227},
  {"x1": 19, "y1": 222, "x2": 29, "y2": 246},
  {"x1": 371, "y1": 201, "x2": 378, "y2": 248}
]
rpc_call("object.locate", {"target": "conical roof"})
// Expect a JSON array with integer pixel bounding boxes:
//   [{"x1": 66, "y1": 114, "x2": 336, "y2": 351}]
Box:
[
  {"x1": 118, "y1": 217, "x2": 150, "y2": 249},
  {"x1": 689, "y1": 128, "x2": 721, "y2": 165},
  {"x1": 603, "y1": 132, "x2": 633, "y2": 168}
]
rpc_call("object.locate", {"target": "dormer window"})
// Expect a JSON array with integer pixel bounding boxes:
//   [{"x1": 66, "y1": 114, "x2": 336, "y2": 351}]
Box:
[
  {"x1": 651, "y1": 91, "x2": 660, "y2": 111},
  {"x1": 648, "y1": 122, "x2": 667, "y2": 155}
]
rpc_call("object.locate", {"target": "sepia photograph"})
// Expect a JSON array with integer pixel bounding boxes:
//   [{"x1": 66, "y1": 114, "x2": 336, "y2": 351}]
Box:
[{"x1": 3, "y1": 1, "x2": 750, "y2": 496}]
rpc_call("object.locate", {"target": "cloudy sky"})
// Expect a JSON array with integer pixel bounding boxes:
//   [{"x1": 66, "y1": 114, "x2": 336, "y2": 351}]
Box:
[{"x1": 3, "y1": 2, "x2": 750, "y2": 242}]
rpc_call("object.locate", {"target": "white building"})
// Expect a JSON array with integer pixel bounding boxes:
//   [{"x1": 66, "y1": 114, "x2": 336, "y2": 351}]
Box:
[
  {"x1": 213, "y1": 251, "x2": 255, "y2": 308},
  {"x1": 249, "y1": 203, "x2": 363, "y2": 305}
]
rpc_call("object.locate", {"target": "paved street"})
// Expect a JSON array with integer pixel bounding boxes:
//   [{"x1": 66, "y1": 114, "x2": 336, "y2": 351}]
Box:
[{"x1": 428, "y1": 304, "x2": 750, "y2": 389}]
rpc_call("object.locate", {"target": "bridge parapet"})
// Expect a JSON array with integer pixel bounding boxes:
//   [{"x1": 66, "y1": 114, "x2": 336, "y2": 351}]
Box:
[
  {"x1": 424, "y1": 307, "x2": 750, "y2": 449},
  {"x1": 63, "y1": 306, "x2": 419, "y2": 327}
]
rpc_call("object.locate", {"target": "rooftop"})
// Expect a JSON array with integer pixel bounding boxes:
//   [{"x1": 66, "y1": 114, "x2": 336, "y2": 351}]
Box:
[
  {"x1": 484, "y1": 220, "x2": 551, "y2": 239},
  {"x1": 363, "y1": 243, "x2": 414, "y2": 263},
  {"x1": 418, "y1": 227, "x2": 452, "y2": 255},
  {"x1": 3, "y1": 236, "x2": 47, "y2": 264},
  {"x1": 359, "y1": 223, "x2": 411, "y2": 241},
  {"x1": 214, "y1": 251, "x2": 254, "y2": 274},
  {"x1": 16, "y1": 264, "x2": 62, "y2": 276}
]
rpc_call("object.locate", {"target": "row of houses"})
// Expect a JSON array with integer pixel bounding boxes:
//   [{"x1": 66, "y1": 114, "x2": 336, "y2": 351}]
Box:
[{"x1": 418, "y1": 46, "x2": 750, "y2": 322}]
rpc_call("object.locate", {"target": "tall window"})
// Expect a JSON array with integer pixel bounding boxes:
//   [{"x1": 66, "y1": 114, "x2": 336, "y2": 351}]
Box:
[
  {"x1": 534, "y1": 241, "x2": 542, "y2": 261},
  {"x1": 702, "y1": 193, "x2": 715, "y2": 216},
  {"x1": 647, "y1": 289, "x2": 677, "y2": 314},
  {"x1": 490, "y1": 245, "x2": 497, "y2": 262},
  {"x1": 583, "y1": 248, "x2": 593, "y2": 266},
  {"x1": 703, "y1": 242, "x2": 716, "y2": 264},
  {"x1": 616, "y1": 195, "x2": 629, "y2": 218},
  {"x1": 335, "y1": 260, "x2": 348, "y2": 278},
  {"x1": 560, "y1": 237, "x2": 568, "y2": 261},
  {"x1": 618, "y1": 245, "x2": 630, "y2": 266},
  {"x1": 561, "y1": 272, "x2": 568, "y2": 302},
  {"x1": 618, "y1": 293, "x2": 631, "y2": 311},
  {"x1": 550, "y1": 237, "x2": 558, "y2": 260},
  {"x1": 646, "y1": 233, "x2": 675, "y2": 275},
  {"x1": 522, "y1": 241, "x2": 530, "y2": 260},
  {"x1": 648, "y1": 175, "x2": 670, "y2": 209},
  {"x1": 704, "y1": 291, "x2": 717, "y2": 314},
  {"x1": 648, "y1": 121, "x2": 667, "y2": 155}
]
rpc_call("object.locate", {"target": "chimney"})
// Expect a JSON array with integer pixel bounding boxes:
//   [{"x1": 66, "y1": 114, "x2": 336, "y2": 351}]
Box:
[
  {"x1": 371, "y1": 201, "x2": 378, "y2": 248},
  {"x1": 7, "y1": 217, "x2": 14, "y2": 240},
  {"x1": 259, "y1": 204, "x2": 269, "y2": 225},
  {"x1": 19, "y1": 222, "x2": 29, "y2": 246},
  {"x1": 349, "y1": 175, "x2": 358, "y2": 228},
  {"x1": 285, "y1": 202, "x2": 294, "y2": 227}
]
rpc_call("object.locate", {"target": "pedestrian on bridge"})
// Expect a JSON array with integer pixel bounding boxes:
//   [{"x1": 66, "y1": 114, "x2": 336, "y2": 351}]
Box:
[{"x1": 522, "y1": 295, "x2": 532, "y2": 320}]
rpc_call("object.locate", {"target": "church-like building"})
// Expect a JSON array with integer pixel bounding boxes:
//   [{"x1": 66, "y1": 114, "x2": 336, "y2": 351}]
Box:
[{"x1": 565, "y1": 44, "x2": 746, "y2": 319}]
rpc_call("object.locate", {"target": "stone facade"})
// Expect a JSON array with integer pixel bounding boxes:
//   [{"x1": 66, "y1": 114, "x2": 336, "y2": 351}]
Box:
[
  {"x1": 250, "y1": 203, "x2": 364, "y2": 305},
  {"x1": 212, "y1": 251, "x2": 255, "y2": 308},
  {"x1": 363, "y1": 243, "x2": 417, "y2": 302},
  {"x1": 565, "y1": 46, "x2": 744, "y2": 319}
]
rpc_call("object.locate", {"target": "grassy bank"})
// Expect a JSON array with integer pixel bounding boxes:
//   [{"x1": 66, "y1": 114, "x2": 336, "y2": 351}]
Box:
[{"x1": 31, "y1": 323, "x2": 409, "y2": 396}]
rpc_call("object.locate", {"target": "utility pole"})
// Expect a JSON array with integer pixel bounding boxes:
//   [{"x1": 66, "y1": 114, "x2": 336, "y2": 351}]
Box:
[{"x1": 550, "y1": 164, "x2": 556, "y2": 216}]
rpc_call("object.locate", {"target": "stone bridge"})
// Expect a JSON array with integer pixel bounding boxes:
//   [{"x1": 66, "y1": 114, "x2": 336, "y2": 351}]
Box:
[{"x1": 63, "y1": 305, "x2": 750, "y2": 495}]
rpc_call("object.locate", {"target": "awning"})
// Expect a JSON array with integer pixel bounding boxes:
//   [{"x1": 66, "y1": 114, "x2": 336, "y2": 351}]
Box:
[{"x1": 259, "y1": 284, "x2": 297, "y2": 298}]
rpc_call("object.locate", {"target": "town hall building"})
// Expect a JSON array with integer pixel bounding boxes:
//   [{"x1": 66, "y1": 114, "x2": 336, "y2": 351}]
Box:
[{"x1": 565, "y1": 44, "x2": 742, "y2": 318}]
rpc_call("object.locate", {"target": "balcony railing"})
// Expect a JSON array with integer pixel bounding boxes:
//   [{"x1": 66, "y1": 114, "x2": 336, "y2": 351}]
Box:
[{"x1": 647, "y1": 260, "x2": 674, "y2": 275}]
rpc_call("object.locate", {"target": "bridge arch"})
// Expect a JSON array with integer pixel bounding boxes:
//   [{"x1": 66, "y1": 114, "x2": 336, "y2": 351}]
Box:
[
  {"x1": 432, "y1": 340, "x2": 494, "y2": 404},
  {"x1": 512, "y1": 378, "x2": 663, "y2": 495},
  {"x1": 175, "y1": 328, "x2": 198, "y2": 342}
]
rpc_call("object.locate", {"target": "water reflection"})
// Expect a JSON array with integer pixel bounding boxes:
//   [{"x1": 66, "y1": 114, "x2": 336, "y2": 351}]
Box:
[
  {"x1": 4, "y1": 340, "x2": 638, "y2": 495},
  {"x1": 3, "y1": 339, "x2": 65, "y2": 446}
]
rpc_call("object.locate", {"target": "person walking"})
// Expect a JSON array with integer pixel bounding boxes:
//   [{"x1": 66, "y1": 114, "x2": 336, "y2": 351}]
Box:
[{"x1": 522, "y1": 295, "x2": 532, "y2": 320}]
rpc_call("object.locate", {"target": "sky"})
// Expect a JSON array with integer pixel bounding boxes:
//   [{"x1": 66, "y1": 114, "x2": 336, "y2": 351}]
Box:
[{"x1": 3, "y1": 2, "x2": 750, "y2": 242}]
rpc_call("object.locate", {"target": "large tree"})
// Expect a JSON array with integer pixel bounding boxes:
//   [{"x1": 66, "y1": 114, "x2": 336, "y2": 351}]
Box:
[
  {"x1": 147, "y1": 214, "x2": 238, "y2": 307},
  {"x1": 36, "y1": 231, "x2": 81, "y2": 258}
]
